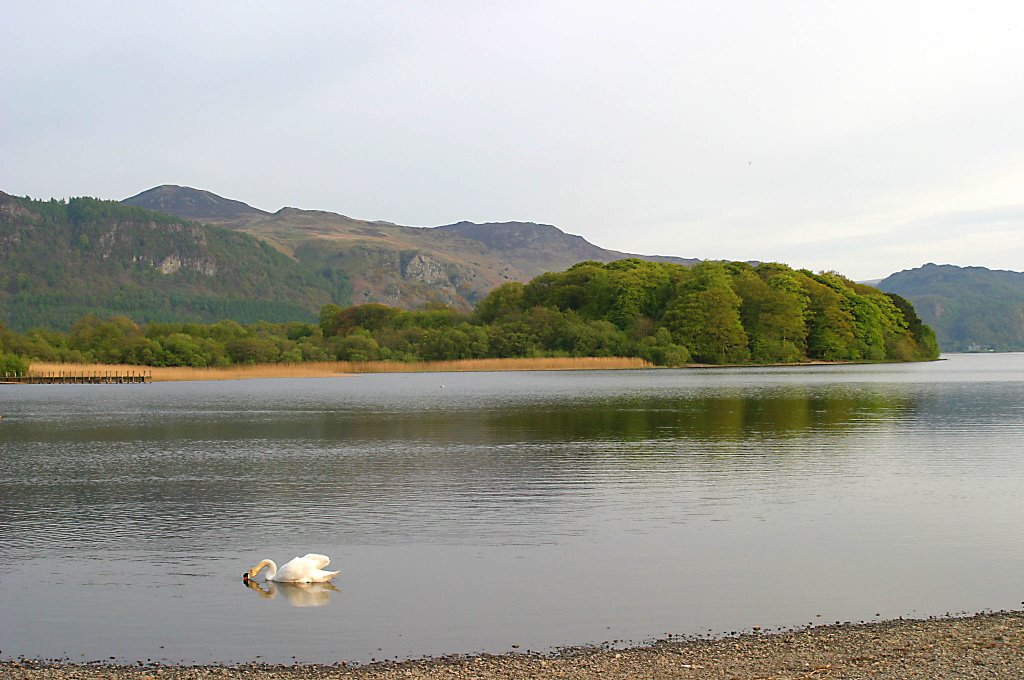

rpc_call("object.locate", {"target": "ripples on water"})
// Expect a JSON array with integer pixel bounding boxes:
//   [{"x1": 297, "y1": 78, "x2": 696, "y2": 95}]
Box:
[{"x1": 1, "y1": 354, "x2": 1023, "y2": 662}]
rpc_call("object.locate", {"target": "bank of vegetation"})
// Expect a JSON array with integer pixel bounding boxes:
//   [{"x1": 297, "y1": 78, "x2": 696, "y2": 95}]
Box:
[{"x1": 0, "y1": 259, "x2": 939, "y2": 372}]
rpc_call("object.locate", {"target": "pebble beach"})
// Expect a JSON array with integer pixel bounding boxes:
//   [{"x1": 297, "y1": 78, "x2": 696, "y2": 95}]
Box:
[{"x1": 5, "y1": 611, "x2": 1022, "y2": 679}]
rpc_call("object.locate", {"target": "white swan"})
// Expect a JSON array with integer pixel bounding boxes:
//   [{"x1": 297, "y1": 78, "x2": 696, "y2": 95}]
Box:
[{"x1": 243, "y1": 553, "x2": 339, "y2": 583}]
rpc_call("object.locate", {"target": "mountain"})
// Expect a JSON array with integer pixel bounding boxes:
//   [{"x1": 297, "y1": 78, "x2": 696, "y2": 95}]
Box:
[
  {"x1": 123, "y1": 185, "x2": 270, "y2": 222},
  {"x1": 435, "y1": 220, "x2": 696, "y2": 274},
  {"x1": 877, "y1": 263, "x2": 1024, "y2": 351},
  {"x1": 122, "y1": 185, "x2": 700, "y2": 310},
  {"x1": 0, "y1": 192, "x2": 340, "y2": 330}
]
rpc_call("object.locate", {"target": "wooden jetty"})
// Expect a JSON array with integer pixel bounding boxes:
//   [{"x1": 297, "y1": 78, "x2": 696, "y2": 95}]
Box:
[{"x1": 1, "y1": 370, "x2": 151, "y2": 385}]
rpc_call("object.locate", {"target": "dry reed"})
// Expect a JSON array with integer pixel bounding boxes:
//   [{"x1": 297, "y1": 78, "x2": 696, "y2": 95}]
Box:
[{"x1": 29, "y1": 356, "x2": 652, "y2": 382}]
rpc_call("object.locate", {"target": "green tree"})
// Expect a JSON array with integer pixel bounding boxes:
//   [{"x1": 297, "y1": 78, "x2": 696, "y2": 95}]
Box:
[
  {"x1": 486, "y1": 321, "x2": 536, "y2": 357},
  {"x1": 67, "y1": 315, "x2": 145, "y2": 363},
  {"x1": 662, "y1": 262, "x2": 749, "y2": 364},
  {"x1": 732, "y1": 265, "x2": 808, "y2": 362},
  {"x1": 637, "y1": 328, "x2": 691, "y2": 366},
  {"x1": 158, "y1": 333, "x2": 210, "y2": 367},
  {"x1": 226, "y1": 336, "x2": 281, "y2": 364},
  {"x1": 0, "y1": 351, "x2": 29, "y2": 376},
  {"x1": 333, "y1": 329, "x2": 381, "y2": 361},
  {"x1": 473, "y1": 282, "x2": 526, "y2": 323},
  {"x1": 886, "y1": 293, "x2": 940, "y2": 360},
  {"x1": 319, "y1": 304, "x2": 344, "y2": 337},
  {"x1": 603, "y1": 259, "x2": 673, "y2": 329}
]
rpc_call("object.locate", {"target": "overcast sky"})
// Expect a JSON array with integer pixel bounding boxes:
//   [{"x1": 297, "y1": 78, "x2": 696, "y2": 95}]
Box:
[{"x1": 3, "y1": 1, "x2": 1023, "y2": 280}]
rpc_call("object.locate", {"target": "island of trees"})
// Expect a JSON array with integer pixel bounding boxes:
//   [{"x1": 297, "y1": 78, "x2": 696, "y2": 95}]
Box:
[{"x1": 0, "y1": 259, "x2": 939, "y2": 374}]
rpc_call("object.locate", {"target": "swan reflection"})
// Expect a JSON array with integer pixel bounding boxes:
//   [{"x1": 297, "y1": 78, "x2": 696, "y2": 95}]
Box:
[{"x1": 244, "y1": 578, "x2": 339, "y2": 607}]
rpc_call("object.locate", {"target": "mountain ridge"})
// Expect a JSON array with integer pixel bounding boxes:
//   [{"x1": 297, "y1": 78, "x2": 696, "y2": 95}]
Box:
[
  {"x1": 122, "y1": 185, "x2": 700, "y2": 310},
  {"x1": 12, "y1": 185, "x2": 1017, "y2": 352}
]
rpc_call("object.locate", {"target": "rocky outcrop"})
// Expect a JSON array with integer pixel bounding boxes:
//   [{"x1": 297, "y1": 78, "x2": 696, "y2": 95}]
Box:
[
  {"x1": 93, "y1": 220, "x2": 218, "y2": 275},
  {"x1": 157, "y1": 255, "x2": 218, "y2": 276},
  {"x1": 401, "y1": 253, "x2": 447, "y2": 284}
]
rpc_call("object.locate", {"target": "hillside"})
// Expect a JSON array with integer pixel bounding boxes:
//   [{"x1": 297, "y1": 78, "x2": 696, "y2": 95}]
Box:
[
  {"x1": 877, "y1": 263, "x2": 1024, "y2": 351},
  {"x1": 123, "y1": 186, "x2": 700, "y2": 310},
  {"x1": 0, "y1": 192, "x2": 341, "y2": 331}
]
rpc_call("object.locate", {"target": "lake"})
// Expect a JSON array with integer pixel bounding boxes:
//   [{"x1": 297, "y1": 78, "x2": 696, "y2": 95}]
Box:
[{"x1": 1, "y1": 354, "x2": 1023, "y2": 664}]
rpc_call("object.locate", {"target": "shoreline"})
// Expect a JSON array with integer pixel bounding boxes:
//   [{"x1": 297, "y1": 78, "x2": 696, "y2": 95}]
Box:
[
  {"x1": 5, "y1": 610, "x2": 1022, "y2": 678},
  {"x1": 27, "y1": 357, "x2": 653, "y2": 382},
  {"x1": 22, "y1": 357, "x2": 892, "y2": 383}
]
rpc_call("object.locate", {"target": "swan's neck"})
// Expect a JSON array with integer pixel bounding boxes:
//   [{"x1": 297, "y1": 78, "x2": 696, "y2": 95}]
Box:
[{"x1": 253, "y1": 559, "x2": 277, "y2": 579}]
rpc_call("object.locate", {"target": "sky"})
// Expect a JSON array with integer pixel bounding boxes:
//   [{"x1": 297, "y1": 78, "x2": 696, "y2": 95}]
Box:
[{"x1": 3, "y1": 1, "x2": 1023, "y2": 280}]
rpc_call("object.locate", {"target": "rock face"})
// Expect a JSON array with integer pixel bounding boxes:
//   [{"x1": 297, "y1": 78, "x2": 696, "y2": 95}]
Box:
[
  {"x1": 401, "y1": 253, "x2": 447, "y2": 284},
  {"x1": 0, "y1": 190, "x2": 33, "y2": 220},
  {"x1": 92, "y1": 219, "x2": 219, "y2": 276},
  {"x1": 157, "y1": 254, "x2": 217, "y2": 276}
]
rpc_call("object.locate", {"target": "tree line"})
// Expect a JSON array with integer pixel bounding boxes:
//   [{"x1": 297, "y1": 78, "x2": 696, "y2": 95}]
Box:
[{"x1": 0, "y1": 259, "x2": 939, "y2": 372}]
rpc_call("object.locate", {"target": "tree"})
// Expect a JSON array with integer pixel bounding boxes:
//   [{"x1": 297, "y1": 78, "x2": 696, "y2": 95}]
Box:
[
  {"x1": 604, "y1": 259, "x2": 673, "y2": 330},
  {"x1": 319, "y1": 304, "x2": 344, "y2": 337},
  {"x1": 732, "y1": 266, "x2": 808, "y2": 362},
  {"x1": 801, "y1": 276, "x2": 858, "y2": 361},
  {"x1": 886, "y1": 293, "x2": 940, "y2": 360},
  {"x1": 0, "y1": 351, "x2": 28, "y2": 376},
  {"x1": 226, "y1": 336, "x2": 281, "y2": 364},
  {"x1": 662, "y1": 262, "x2": 749, "y2": 364},
  {"x1": 637, "y1": 328, "x2": 691, "y2": 366},
  {"x1": 473, "y1": 282, "x2": 526, "y2": 323},
  {"x1": 333, "y1": 330, "x2": 381, "y2": 361},
  {"x1": 67, "y1": 315, "x2": 144, "y2": 363}
]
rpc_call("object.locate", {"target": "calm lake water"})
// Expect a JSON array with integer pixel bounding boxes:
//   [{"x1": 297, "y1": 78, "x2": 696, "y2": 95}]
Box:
[{"x1": 2, "y1": 354, "x2": 1023, "y2": 663}]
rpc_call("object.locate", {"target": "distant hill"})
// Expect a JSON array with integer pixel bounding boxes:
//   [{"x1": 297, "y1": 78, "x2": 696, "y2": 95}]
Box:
[
  {"x1": 435, "y1": 220, "x2": 696, "y2": 277},
  {"x1": 123, "y1": 185, "x2": 270, "y2": 222},
  {"x1": 123, "y1": 186, "x2": 700, "y2": 310},
  {"x1": 877, "y1": 263, "x2": 1024, "y2": 351},
  {"x1": 0, "y1": 192, "x2": 340, "y2": 330}
]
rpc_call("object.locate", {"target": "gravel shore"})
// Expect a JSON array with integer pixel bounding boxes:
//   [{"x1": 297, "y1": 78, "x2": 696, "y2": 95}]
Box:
[{"x1": 4, "y1": 611, "x2": 1022, "y2": 679}]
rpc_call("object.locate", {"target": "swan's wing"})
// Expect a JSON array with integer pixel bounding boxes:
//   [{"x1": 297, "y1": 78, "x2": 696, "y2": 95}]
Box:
[
  {"x1": 274, "y1": 554, "x2": 334, "y2": 581},
  {"x1": 300, "y1": 553, "x2": 331, "y2": 569},
  {"x1": 310, "y1": 568, "x2": 340, "y2": 582}
]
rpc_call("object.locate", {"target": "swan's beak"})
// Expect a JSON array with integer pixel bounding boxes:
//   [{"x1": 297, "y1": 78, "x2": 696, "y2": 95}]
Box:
[{"x1": 242, "y1": 572, "x2": 250, "y2": 583}]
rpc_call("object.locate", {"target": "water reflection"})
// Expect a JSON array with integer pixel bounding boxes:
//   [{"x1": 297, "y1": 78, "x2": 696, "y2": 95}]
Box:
[
  {"x1": 244, "y1": 580, "x2": 339, "y2": 607},
  {"x1": 0, "y1": 380, "x2": 995, "y2": 557},
  {"x1": 2, "y1": 355, "x2": 1023, "y2": 664},
  {"x1": 0, "y1": 388, "x2": 913, "y2": 445}
]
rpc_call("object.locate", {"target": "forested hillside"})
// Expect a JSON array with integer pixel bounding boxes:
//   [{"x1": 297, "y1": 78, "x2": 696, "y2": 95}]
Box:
[
  {"x1": 0, "y1": 259, "x2": 938, "y2": 369},
  {"x1": 0, "y1": 192, "x2": 346, "y2": 330},
  {"x1": 878, "y1": 264, "x2": 1024, "y2": 351}
]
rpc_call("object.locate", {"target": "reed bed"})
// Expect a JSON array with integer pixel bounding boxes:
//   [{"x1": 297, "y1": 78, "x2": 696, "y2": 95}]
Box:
[{"x1": 29, "y1": 356, "x2": 652, "y2": 382}]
